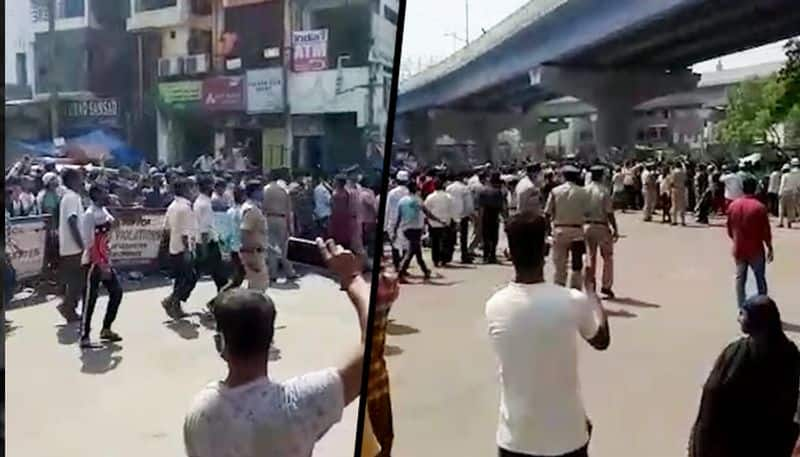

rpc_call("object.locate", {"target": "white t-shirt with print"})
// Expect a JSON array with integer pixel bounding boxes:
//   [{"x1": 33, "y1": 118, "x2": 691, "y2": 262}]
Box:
[
  {"x1": 485, "y1": 282, "x2": 599, "y2": 456},
  {"x1": 58, "y1": 189, "x2": 85, "y2": 256},
  {"x1": 183, "y1": 369, "x2": 345, "y2": 457}
]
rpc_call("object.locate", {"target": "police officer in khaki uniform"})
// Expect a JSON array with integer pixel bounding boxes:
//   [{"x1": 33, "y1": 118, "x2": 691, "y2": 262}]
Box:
[
  {"x1": 544, "y1": 165, "x2": 590, "y2": 290},
  {"x1": 240, "y1": 180, "x2": 270, "y2": 291},
  {"x1": 263, "y1": 170, "x2": 298, "y2": 282},
  {"x1": 584, "y1": 165, "x2": 619, "y2": 298},
  {"x1": 642, "y1": 162, "x2": 659, "y2": 222},
  {"x1": 670, "y1": 161, "x2": 688, "y2": 226}
]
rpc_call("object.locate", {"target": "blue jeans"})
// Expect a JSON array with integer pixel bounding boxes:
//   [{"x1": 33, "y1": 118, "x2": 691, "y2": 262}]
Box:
[{"x1": 735, "y1": 253, "x2": 767, "y2": 308}]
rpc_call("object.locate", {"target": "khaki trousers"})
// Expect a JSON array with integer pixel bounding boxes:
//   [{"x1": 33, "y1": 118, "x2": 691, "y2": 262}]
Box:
[
  {"x1": 643, "y1": 189, "x2": 658, "y2": 221},
  {"x1": 552, "y1": 226, "x2": 585, "y2": 290},
  {"x1": 239, "y1": 249, "x2": 269, "y2": 292},
  {"x1": 779, "y1": 192, "x2": 798, "y2": 225},
  {"x1": 671, "y1": 189, "x2": 687, "y2": 224},
  {"x1": 585, "y1": 224, "x2": 614, "y2": 290}
]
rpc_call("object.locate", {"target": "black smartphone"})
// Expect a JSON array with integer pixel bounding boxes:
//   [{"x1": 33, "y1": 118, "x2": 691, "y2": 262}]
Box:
[{"x1": 287, "y1": 237, "x2": 327, "y2": 268}]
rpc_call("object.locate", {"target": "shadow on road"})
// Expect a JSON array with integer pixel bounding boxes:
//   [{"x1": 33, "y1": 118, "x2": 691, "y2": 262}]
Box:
[
  {"x1": 56, "y1": 323, "x2": 82, "y2": 345},
  {"x1": 80, "y1": 342, "x2": 123, "y2": 374},
  {"x1": 607, "y1": 297, "x2": 661, "y2": 308},
  {"x1": 165, "y1": 319, "x2": 201, "y2": 340},
  {"x1": 5, "y1": 321, "x2": 20, "y2": 339},
  {"x1": 270, "y1": 280, "x2": 301, "y2": 291},
  {"x1": 782, "y1": 321, "x2": 800, "y2": 334},
  {"x1": 387, "y1": 322, "x2": 420, "y2": 336},
  {"x1": 604, "y1": 308, "x2": 638, "y2": 319},
  {"x1": 385, "y1": 345, "x2": 404, "y2": 357}
]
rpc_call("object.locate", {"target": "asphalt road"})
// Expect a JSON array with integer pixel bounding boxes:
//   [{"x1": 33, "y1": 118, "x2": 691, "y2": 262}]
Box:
[
  {"x1": 6, "y1": 271, "x2": 362, "y2": 456},
  {"x1": 382, "y1": 213, "x2": 800, "y2": 457}
]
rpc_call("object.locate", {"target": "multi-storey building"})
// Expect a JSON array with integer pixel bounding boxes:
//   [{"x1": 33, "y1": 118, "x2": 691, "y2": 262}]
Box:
[
  {"x1": 5, "y1": 0, "x2": 36, "y2": 100},
  {"x1": 132, "y1": 0, "x2": 397, "y2": 172},
  {"x1": 29, "y1": 0, "x2": 133, "y2": 136}
]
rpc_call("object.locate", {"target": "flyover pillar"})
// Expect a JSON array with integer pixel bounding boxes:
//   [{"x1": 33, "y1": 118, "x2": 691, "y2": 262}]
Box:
[{"x1": 532, "y1": 65, "x2": 699, "y2": 159}]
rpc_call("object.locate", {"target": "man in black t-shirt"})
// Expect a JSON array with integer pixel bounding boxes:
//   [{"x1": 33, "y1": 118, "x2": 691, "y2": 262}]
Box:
[{"x1": 479, "y1": 172, "x2": 507, "y2": 264}]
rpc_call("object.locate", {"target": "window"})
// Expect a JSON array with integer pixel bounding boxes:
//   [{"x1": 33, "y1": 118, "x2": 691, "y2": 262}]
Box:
[
  {"x1": 662, "y1": 109, "x2": 670, "y2": 119},
  {"x1": 136, "y1": 0, "x2": 177, "y2": 13},
  {"x1": 383, "y1": 6, "x2": 398, "y2": 25},
  {"x1": 383, "y1": 76, "x2": 390, "y2": 107},
  {"x1": 16, "y1": 53, "x2": 28, "y2": 87},
  {"x1": 60, "y1": 0, "x2": 85, "y2": 18}
]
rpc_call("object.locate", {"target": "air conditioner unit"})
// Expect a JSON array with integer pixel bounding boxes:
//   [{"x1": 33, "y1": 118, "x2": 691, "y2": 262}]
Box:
[
  {"x1": 175, "y1": 56, "x2": 187, "y2": 75},
  {"x1": 158, "y1": 57, "x2": 177, "y2": 77},
  {"x1": 185, "y1": 54, "x2": 209, "y2": 75}
]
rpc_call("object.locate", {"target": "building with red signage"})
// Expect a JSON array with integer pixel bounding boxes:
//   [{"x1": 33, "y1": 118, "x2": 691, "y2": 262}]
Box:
[{"x1": 123, "y1": 0, "x2": 397, "y2": 173}]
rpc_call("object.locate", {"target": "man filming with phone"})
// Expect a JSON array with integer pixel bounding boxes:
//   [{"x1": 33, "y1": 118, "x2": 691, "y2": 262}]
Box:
[{"x1": 183, "y1": 238, "x2": 396, "y2": 457}]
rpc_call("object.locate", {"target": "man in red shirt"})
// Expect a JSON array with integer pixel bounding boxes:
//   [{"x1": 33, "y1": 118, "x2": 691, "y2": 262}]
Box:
[{"x1": 727, "y1": 177, "x2": 774, "y2": 309}]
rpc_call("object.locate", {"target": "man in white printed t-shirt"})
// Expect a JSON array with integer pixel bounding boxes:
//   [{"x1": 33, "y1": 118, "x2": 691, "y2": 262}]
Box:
[
  {"x1": 183, "y1": 238, "x2": 373, "y2": 457},
  {"x1": 486, "y1": 212, "x2": 610, "y2": 457},
  {"x1": 56, "y1": 168, "x2": 86, "y2": 323}
]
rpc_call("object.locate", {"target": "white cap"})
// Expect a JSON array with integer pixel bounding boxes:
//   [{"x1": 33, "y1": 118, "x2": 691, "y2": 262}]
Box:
[
  {"x1": 396, "y1": 170, "x2": 410, "y2": 182},
  {"x1": 791, "y1": 157, "x2": 800, "y2": 167},
  {"x1": 42, "y1": 172, "x2": 59, "y2": 186}
]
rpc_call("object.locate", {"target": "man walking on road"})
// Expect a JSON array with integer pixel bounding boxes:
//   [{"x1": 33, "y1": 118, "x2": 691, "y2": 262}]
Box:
[
  {"x1": 385, "y1": 171, "x2": 411, "y2": 270},
  {"x1": 545, "y1": 165, "x2": 590, "y2": 290},
  {"x1": 56, "y1": 168, "x2": 86, "y2": 323},
  {"x1": 195, "y1": 175, "x2": 229, "y2": 292},
  {"x1": 479, "y1": 173, "x2": 508, "y2": 264},
  {"x1": 778, "y1": 159, "x2": 800, "y2": 228},
  {"x1": 263, "y1": 171, "x2": 298, "y2": 282},
  {"x1": 80, "y1": 185, "x2": 124, "y2": 348},
  {"x1": 446, "y1": 172, "x2": 474, "y2": 264},
  {"x1": 584, "y1": 166, "x2": 619, "y2": 299},
  {"x1": 485, "y1": 212, "x2": 610, "y2": 457},
  {"x1": 641, "y1": 163, "x2": 658, "y2": 222},
  {"x1": 239, "y1": 180, "x2": 270, "y2": 292},
  {"x1": 727, "y1": 177, "x2": 773, "y2": 309},
  {"x1": 162, "y1": 178, "x2": 197, "y2": 319},
  {"x1": 424, "y1": 178, "x2": 455, "y2": 267}
]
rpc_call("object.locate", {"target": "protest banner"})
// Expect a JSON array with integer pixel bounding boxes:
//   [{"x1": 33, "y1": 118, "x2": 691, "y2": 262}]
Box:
[
  {"x1": 7, "y1": 215, "x2": 49, "y2": 280},
  {"x1": 107, "y1": 208, "x2": 167, "y2": 269}
]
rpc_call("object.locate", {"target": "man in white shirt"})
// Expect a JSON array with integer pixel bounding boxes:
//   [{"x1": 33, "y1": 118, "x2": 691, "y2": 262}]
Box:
[
  {"x1": 56, "y1": 169, "x2": 86, "y2": 323},
  {"x1": 515, "y1": 164, "x2": 543, "y2": 215},
  {"x1": 486, "y1": 212, "x2": 610, "y2": 457},
  {"x1": 778, "y1": 158, "x2": 800, "y2": 228},
  {"x1": 767, "y1": 165, "x2": 783, "y2": 216},
  {"x1": 162, "y1": 178, "x2": 198, "y2": 319},
  {"x1": 193, "y1": 153, "x2": 214, "y2": 173},
  {"x1": 313, "y1": 176, "x2": 332, "y2": 238},
  {"x1": 384, "y1": 171, "x2": 410, "y2": 270},
  {"x1": 195, "y1": 176, "x2": 229, "y2": 292},
  {"x1": 719, "y1": 165, "x2": 743, "y2": 211},
  {"x1": 184, "y1": 238, "x2": 378, "y2": 457},
  {"x1": 446, "y1": 172, "x2": 474, "y2": 264},
  {"x1": 424, "y1": 178, "x2": 455, "y2": 267}
]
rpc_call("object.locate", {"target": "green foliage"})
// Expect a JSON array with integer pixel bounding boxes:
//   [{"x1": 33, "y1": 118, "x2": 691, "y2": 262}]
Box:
[{"x1": 719, "y1": 39, "x2": 800, "y2": 148}]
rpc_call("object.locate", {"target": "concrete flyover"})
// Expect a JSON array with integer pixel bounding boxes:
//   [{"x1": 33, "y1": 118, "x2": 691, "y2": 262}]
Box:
[{"x1": 396, "y1": 0, "x2": 800, "y2": 162}]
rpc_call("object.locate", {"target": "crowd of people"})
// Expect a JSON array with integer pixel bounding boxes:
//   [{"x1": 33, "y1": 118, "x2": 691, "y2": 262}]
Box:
[
  {"x1": 3, "y1": 155, "x2": 382, "y2": 342},
  {"x1": 373, "y1": 154, "x2": 800, "y2": 457},
  {"x1": 3, "y1": 153, "x2": 398, "y2": 457}
]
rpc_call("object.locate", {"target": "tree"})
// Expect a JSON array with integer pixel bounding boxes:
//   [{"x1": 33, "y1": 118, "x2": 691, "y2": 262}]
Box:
[
  {"x1": 719, "y1": 76, "x2": 783, "y2": 147},
  {"x1": 719, "y1": 39, "x2": 800, "y2": 149}
]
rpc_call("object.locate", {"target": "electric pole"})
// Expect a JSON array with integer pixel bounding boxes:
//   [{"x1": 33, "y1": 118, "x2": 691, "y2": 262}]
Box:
[
  {"x1": 465, "y1": 0, "x2": 470, "y2": 45},
  {"x1": 48, "y1": 0, "x2": 60, "y2": 140}
]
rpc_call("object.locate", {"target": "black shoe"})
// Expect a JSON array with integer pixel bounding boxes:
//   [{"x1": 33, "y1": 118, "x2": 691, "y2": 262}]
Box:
[
  {"x1": 100, "y1": 328, "x2": 123, "y2": 342},
  {"x1": 80, "y1": 336, "x2": 93, "y2": 348},
  {"x1": 601, "y1": 288, "x2": 616, "y2": 299}
]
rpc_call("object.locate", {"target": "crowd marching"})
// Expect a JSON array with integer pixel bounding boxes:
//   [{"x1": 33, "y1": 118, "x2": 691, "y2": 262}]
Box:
[
  {"x1": 3, "y1": 154, "x2": 382, "y2": 347},
  {"x1": 369, "y1": 154, "x2": 800, "y2": 457}
]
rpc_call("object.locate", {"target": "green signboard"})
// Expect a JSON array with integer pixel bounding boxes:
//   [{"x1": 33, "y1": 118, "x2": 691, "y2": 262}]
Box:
[{"x1": 158, "y1": 81, "x2": 202, "y2": 108}]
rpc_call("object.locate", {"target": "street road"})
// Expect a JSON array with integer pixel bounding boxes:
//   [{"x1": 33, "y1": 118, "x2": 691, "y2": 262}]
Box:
[
  {"x1": 6, "y1": 270, "x2": 361, "y2": 456},
  {"x1": 383, "y1": 213, "x2": 800, "y2": 457}
]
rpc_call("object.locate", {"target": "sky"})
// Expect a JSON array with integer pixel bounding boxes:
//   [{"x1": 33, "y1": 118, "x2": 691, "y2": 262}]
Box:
[{"x1": 399, "y1": 0, "x2": 791, "y2": 79}]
